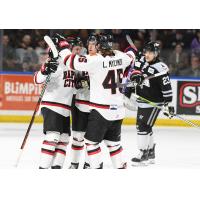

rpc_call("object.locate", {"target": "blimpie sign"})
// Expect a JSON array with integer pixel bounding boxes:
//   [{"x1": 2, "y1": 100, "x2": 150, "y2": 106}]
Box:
[
  {"x1": 0, "y1": 73, "x2": 42, "y2": 110},
  {"x1": 177, "y1": 81, "x2": 200, "y2": 115}
]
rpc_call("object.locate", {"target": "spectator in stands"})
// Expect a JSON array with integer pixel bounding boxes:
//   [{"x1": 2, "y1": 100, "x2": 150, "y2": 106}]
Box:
[
  {"x1": 168, "y1": 43, "x2": 189, "y2": 76},
  {"x1": 171, "y1": 30, "x2": 186, "y2": 48},
  {"x1": 158, "y1": 29, "x2": 173, "y2": 48},
  {"x1": 176, "y1": 55, "x2": 200, "y2": 77},
  {"x1": 187, "y1": 55, "x2": 200, "y2": 77},
  {"x1": 16, "y1": 34, "x2": 38, "y2": 72},
  {"x1": 136, "y1": 30, "x2": 146, "y2": 44},
  {"x1": 2, "y1": 35, "x2": 20, "y2": 71},
  {"x1": 79, "y1": 29, "x2": 89, "y2": 46},
  {"x1": 191, "y1": 30, "x2": 200, "y2": 55},
  {"x1": 34, "y1": 38, "x2": 47, "y2": 71},
  {"x1": 112, "y1": 42, "x2": 120, "y2": 50},
  {"x1": 111, "y1": 29, "x2": 127, "y2": 50},
  {"x1": 134, "y1": 39, "x2": 143, "y2": 51},
  {"x1": 149, "y1": 30, "x2": 158, "y2": 42}
]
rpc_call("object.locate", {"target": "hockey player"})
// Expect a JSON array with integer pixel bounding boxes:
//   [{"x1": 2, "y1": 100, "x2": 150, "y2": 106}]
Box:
[
  {"x1": 59, "y1": 33, "x2": 135, "y2": 169},
  {"x1": 124, "y1": 41, "x2": 174, "y2": 165},
  {"x1": 69, "y1": 35, "x2": 98, "y2": 169},
  {"x1": 34, "y1": 34, "x2": 75, "y2": 169}
]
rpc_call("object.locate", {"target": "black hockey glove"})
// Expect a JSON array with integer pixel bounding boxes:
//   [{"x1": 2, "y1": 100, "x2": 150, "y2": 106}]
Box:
[
  {"x1": 75, "y1": 74, "x2": 90, "y2": 90},
  {"x1": 163, "y1": 103, "x2": 175, "y2": 119},
  {"x1": 130, "y1": 70, "x2": 145, "y2": 86},
  {"x1": 52, "y1": 33, "x2": 70, "y2": 52},
  {"x1": 41, "y1": 58, "x2": 58, "y2": 75}
]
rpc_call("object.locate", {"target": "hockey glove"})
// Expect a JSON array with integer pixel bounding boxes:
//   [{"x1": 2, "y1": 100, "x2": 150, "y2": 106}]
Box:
[
  {"x1": 163, "y1": 103, "x2": 175, "y2": 119},
  {"x1": 124, "y1": 45, "x2": 138, "y2": 55},
  {"x1": 41, "y1": 58, "x2": 58, "y2": 75},
  {"x1": 52, "y1": 33, "x2": 70, "y2": 52},
  {"x1": 75, "y1": 75, "x2": 90, "y2": 90},
  {"x1": 130, "y1": 70, "x2": 144, "y2": 86}
]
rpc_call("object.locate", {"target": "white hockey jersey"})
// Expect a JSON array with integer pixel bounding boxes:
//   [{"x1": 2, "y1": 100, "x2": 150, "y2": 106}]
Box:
[
  {"x1": 60, "y1": 49, "x2": 135, "y2": 120},
  {"x1": 34, "y1": 57, "x2": 75, "y2": 117}
]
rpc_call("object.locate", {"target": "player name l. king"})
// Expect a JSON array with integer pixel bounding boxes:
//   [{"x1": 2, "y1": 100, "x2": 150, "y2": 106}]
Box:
[{"x1": 103, "y1": 59, "x2": 122, "y2": 68}]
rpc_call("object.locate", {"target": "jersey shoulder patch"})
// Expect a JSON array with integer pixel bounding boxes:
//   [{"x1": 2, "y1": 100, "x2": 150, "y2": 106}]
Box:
[{"x1": 151, "y1": 62, "x2": 169, "y2": 73}]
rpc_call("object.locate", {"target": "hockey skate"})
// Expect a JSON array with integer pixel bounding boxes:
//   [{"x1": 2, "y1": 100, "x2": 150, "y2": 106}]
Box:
[
  {"x1": 83, "y1": 162, "x2": 91, "y2": 169},
  {"x1": 69, "y1": 163, "x2": 79, "y2": 169},
  {"x1": 131, "y1": 149, "x2": 149, "y2": 166},
  {"x1": 148, "y1": 144, "x2": 156, "y2": 164},
  {"x1": 118, "y1": 162, "x2": 127, "y2": 169},
  {"x1": 51, "y1": 165, "x2": 62, "y2": 169}
]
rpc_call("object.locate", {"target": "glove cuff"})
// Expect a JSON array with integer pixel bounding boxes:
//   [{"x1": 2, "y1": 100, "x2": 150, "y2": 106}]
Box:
[
  {"x1": 40, "y1": 64, "x2": 47, "y2": 75},
  {"x1": 59, "y1": 41, "x2": 70, "y2": 49}
]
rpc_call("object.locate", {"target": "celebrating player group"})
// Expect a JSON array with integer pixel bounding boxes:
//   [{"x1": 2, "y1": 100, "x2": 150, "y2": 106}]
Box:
[{"x1": 34, "y1": 33, "x2": 174, "y2": 169}]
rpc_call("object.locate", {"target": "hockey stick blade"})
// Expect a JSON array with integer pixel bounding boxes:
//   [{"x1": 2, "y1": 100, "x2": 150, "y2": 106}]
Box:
[
  {"x1": 126, "y1": 34, "x2": 138, "y2": 52},
  {"x1": 44, "y1": 35, "x2": 58, "y2": 58}
]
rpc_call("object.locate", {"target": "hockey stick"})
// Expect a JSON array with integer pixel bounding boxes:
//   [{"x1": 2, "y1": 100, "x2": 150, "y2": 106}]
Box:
[
  {"x1": 15, "y1": 36, "x2": 58, "y2": 167},
  {"x1": 117, "y1": 70, "x2": 168, "y2": 88},
  {"x1": 126, "y1": 34, "x2": 138, "y2": 52},
  {"x1": 132, "y1": 93, "x2": 200, "y2": 130}
]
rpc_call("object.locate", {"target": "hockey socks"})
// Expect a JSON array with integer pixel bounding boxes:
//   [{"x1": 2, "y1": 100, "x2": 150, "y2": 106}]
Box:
[
  {"x1": 39, "y1": 132, "x2": 60, "y2": 169},
  {"x1": 52, "y1": 133, "x2": 69, "y2": 168},
  {"x1": 104, "y1": 140, "x2": 125, "y2": 169},
  {"x1": 70, "y1": 131, "x2": 85, "y2": 168},
  {"x1": 85, "y1": 139, "x2": 102, "y2": 169}
]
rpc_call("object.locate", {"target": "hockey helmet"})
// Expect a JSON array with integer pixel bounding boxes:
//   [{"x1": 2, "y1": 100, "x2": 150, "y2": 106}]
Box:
[
  {"x1": 143, "y1": 41, "x2": 160, "y2": 56},
  {"x1": 87, "y1": 34, "x2": 98, "y2": 45},
  {"x1": 98, "y1": 33, "x2": 113, "y2": 50},
  {"x1": 66, "y1": 36, "x2": 83, "y2": 48}
]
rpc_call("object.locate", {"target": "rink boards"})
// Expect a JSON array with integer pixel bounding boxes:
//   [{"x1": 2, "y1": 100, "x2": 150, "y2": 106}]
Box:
[{"x1": 0, "y1": 73, "x2": 200, "y2": 126}]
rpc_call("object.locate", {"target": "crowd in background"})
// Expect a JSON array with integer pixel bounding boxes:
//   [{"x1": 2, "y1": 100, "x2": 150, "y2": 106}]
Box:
[{"x1": 2, "y1": 29, "x2": 200, "y2": 77}]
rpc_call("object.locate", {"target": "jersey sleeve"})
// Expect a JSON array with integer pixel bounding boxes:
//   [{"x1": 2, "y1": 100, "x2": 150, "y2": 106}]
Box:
[
  {"x1": 68, "y1": 54, "x2": 99, "y2": 73},
  {"x1": 59, "y1": 48, "x2": 99, "y2": 72},
  {"x1": 59, "y1": 48, "x2": 72, "y2": 67},
  {"x1": 34, "y1": 70, "x2": 46, "y2": 84},
  {"x1": 151, "y1": 62, "x2": 173, "y2": 103},
  {"x1": 159, "y1": 73, "x2": 173, "y2": 103},
  {"x1": 123, "y1": 50, "x2": 135, "y2": 68}
]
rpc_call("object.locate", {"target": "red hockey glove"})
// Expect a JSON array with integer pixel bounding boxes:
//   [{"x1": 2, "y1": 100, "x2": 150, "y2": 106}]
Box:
[{"x1": 130, "y1": 70, "x2": 144, "y2": 86}]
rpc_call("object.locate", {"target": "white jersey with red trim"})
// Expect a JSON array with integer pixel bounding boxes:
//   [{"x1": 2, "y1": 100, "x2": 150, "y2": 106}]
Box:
[
  {"x1": 60, "y1": 49, "x2": 135, "y2": 120},
  {"x1": 34, "y1": 57, "x2": 75, "y2": 117},
  {"x1": 74, "y1": 71, "x2": 90, "y2": 113}
]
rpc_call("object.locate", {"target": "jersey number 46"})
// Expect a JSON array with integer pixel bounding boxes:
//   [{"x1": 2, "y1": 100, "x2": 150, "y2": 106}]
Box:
[{"x1": 102, "y1": 69, "x2": 123, "y2": 94}]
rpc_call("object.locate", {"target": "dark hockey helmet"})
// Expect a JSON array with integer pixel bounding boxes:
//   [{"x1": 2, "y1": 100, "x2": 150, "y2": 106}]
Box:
[
  {"x1": 66, "y1": 36, "x2": 83, "y2": 48},
  {"x1": 87, "y1": 34, "x2": 98, "y2": 45},
  {"x1": 143, "y1": 41, "x2": 160, "y2": 56},
  {"x1": 98, "y1": 33, "x2": 113, "y2": 50}
]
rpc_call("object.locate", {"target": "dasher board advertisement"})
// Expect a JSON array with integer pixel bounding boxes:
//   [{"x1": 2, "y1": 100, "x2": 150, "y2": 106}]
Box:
[{"x1": 177, "y1": 80, "x2": 200, "y2": 115}]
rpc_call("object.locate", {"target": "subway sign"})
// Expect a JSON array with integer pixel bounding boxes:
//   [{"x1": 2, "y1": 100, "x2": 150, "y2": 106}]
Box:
[{"x1": 177, "y1": 81, "x2": 200, "y2": 115}]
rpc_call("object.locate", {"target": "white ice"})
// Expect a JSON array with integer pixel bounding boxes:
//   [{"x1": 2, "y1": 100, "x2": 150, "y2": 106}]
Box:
[{"x1": 0, "y1": 123, "x2": 200, "y2": 169}]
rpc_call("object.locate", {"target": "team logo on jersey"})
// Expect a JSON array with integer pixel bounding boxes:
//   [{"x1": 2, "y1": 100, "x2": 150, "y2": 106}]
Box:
[
  {"x1": 177, "y1": 81, "x2": 200, "y2": 115},
  {"x1": 139, "y1": 115, "x2": 144, "y2": 119},
  {"x1": 63, "y1": 70, "x2": 75, "y2": 87},
  {"x1": 148, "y1": 67, "x2": 155, "y2": 74}
]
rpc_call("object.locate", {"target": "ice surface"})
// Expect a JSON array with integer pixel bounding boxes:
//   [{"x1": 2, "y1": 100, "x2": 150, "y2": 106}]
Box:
[{"x1": 0, "y1": 123, "x2": 200, "y2": 169}]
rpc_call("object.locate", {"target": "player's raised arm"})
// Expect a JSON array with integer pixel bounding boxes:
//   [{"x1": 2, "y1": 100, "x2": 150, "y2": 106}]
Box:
[
  {"x1": 34, "y1": 50, "x2": 58, "y2": 84},
  {"x1": 123, "y1": 45, "x2": 136, "y2": 66},
  {"x1": 66, "y1": 54, "x2": 99, "y2": 72}
]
